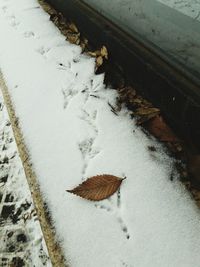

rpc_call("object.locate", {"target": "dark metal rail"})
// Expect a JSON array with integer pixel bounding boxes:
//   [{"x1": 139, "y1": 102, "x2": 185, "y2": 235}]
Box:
[{"x1": 46, "y1": 0, "x2": 200, "y2": 150}]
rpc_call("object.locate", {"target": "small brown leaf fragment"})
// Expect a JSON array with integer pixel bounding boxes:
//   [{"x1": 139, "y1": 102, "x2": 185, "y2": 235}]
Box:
[
  {"x1": 96, "y1": 56, "x2": 103, "y2": 68},
  {"x1": 66, "y1": 174, "x2": 125, "y2": 201},
  {"x1": 66, "y1": 32, "x2": 80, "y2": 44},
  {"x1": 80, "y1": 38, "x2": 88, "y2": 51},
  {"x1": 100, "y1": 46, "x2": 108, "y2": 59},
  {"x1": 88, "y1": 50, "x2": 101, "y2": 57},
  {"x1": 147, "y1": 115, "x2": 179, "y2": 142},
  {"x1": 68, "y1": 22, "x2": 79, "y2": 33},
  {"x1": 118, "y1": 87, "x2": 136, "y2": 102},
  {"x1": 137, "y1": 113, "x2": 158, "y2": 125},
  {"x1": 135, "y1": 107, "x2": 160, "y2": 116}
]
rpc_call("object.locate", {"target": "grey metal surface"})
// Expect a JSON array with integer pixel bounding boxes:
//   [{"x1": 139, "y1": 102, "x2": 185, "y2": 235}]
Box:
[{"x1": 83, "y1": 0, "x2": 200, "y2": 76}]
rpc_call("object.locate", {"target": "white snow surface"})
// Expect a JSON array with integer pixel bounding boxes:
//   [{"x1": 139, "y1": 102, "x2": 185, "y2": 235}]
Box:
[{"x1": 0, "y1": 0, "x2": 200, "y2": 266}]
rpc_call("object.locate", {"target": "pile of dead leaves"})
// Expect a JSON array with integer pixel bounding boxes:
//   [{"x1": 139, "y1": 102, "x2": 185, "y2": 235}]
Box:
[
  {"x1": 116, "y1": 86, "x2": 180, "y2": 146},
  {"x1": 88, "y1": 46, "x2": 108, "y2": 68},
  {"x1": 39, "y1": 0, "x2": 108, "y2": 69},
  {"x1": 39, "y1": 0, "x2": 88, "y2": 49}
]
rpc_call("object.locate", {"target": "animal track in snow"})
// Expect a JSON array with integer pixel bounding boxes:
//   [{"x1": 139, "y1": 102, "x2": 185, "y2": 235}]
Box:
[
  {"x1": 1, "y1": 5, "x2": 8, "y2": 13},
  {"x1": 35, "y1": 46, "x2": 50, "y2": 56},
  {"x1": 77, "y1": 104, "x2": 100, "y2": 180},
  {"x1": 78, "y1": 137, "x2": 100, "y2": 177},
  {"x1": 95, "y1": 187, "x2": 130, "y2": 240},
  {"x1": 117, "y1": 216, "x2": 130, "y2": 239},
  {"x1": 78, "y1": 138, "x2": 100, "y2": 178},
  {"x1": 57, "y1": 62, "x2": 71, "y2": 71},
  {"x1": 78, "y1": 138, "x2": 95, "y2": 159},
  {"x1": 81, "y1": 86, "x2": 95, "y2": 103},
  {"x1": 77, "y1": 91, "x2": 130, "y2": 239},
  {"x1": 1, "y1": 3, "x2": 20, "y2": 29},
  {"x1": 120, "y1": 260, "x2": 133, "y2": 267},
  {"x1": 5, "y1": 14, "x2": 20, "y2": 28},
  {"x1": 23, "y1": 31, "x2": 35, "y2": 38},
  {"x1": 61, "y1": 86, "x2": 78, "y2": 109},
  {"x1": 23, "y1": 6, "x2": 40, "y2": 12},
  {"x1": 79, "y1": 109, "x2": 98, "y2": 135}
]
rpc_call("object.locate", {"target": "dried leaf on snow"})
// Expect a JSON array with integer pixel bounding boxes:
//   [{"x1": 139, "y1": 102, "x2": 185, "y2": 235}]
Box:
[{"x1": 66, "y1": 174, "x2": 125, "y2": 201}]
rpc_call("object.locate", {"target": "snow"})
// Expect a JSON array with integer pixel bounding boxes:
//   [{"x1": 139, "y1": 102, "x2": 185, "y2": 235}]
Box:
[
  {"x1": 0, "y1": 90, "x2": 51, "y2": 266},
  {"x1": 0, "y1": 0, "x2": 200, "y2": 266}
]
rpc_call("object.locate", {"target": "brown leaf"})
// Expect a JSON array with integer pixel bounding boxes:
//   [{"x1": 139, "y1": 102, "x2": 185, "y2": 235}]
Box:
[
  {"x1": 66, "y1": 32, "x2": 80, "y2": 44},
  {"x1": 68, "y1": 22, "x2": 79, "y2": 33},
  {"x1": 80, "y1": 37, "x2": 88, "y2": 51},
  {"x1": 137, "y1": 112, "x2": 159, "y2": 125},
  {"x1": 100, "y1": 46, "x2": 108, "y2": 59},
  {"x1": 88, "y1": 50, "x2": 101, "y2": 57},
  {"x1": 135, "y1": 107, "x2": 160, "y2": 116},
  {"x1": 96, "y1": 56, "x2": 103, "y2": 68},
  {"x1": 66, "y1": 174, "x2": 125, "y2": 201},
  {"x1": 88, "y1": 46, "x2": 108, "y2": 59},
  {"x1": 147, "y1": 115, "x2": 179, "y2": 142}
]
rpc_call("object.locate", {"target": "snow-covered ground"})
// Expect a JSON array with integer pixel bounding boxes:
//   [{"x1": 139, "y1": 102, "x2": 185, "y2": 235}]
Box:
[
  {"x1": 1, "y1": 0, "x2": 200, "y2": 266},
  {"x1": 0, "y1": 89, "x2": 51, "y2": 266}
]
